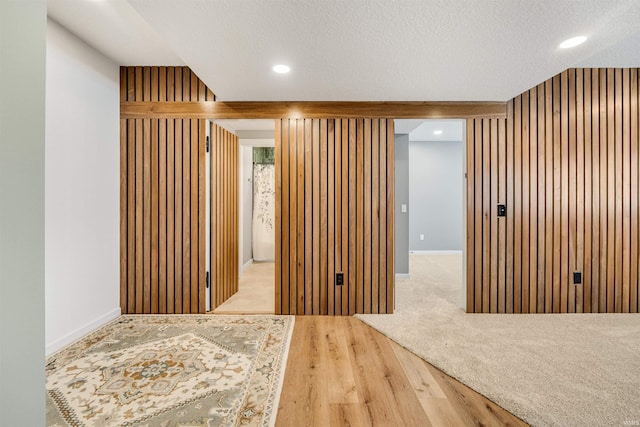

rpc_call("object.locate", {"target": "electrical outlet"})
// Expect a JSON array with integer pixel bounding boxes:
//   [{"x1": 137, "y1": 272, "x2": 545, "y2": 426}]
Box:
[
  {"x1": 573, "y1": 271, "x2": 582, "y2": 284},
  {"x1": 420, "y1": 234, "x2": 424, "y2": 241},
  {"x1": 336, "y1": 272, "x2": 344, "y2": 286}
]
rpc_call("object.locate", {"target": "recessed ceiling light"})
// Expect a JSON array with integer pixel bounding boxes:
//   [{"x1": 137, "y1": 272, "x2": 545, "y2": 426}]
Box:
[
  {"x1": 559, "y1": 36, "x2": 587, "y2": 49},
  {"x1": 433, "y1": 130, "x2": 443, "y2": 135},
  {"x1": 273, "y1": 64, "x2": 290, "y2": 74}
]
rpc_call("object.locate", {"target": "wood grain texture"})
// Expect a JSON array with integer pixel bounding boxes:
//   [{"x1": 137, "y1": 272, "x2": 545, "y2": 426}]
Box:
[
  {"x1": 506, "y1": 100, "x2": 515, "y2": 313},
  {"x1": 297, "y1": 119, "x2": 306, "y2": 314},
  {"x1": 135, "y1": 119, "x2": 143, "y2": 313},
  {"x1": 467, "y1": 67, "x2": 640, "y2": 313},
  {"x1": 120, "y1": 119, "x2": 127, "y2": 312},
  {"x1": 151, "y1": 118, "x2": 159, "y2": 313},
  {"x1": 386, "y1": 120, "x2": 395, "y2": 311},
  {"x1": 159, "y1": 119, "x2": 167, "y2": 313},
  {"x1": 304, "y1": 120, "x2": 313, "y2": 314},
  {"x1": 174, "y1": 119, "x2": 183, "y2": 313},
  {"x1": 498, "y1": 115, "x2": 507, "y2": 313},
  {"x1": 275, "y1": 119, "x2": 282, "y2": 315},
  {"x1": 144, "y1": 118, "x2": 151, "y2": 314},
  {"x1": 209, "y1": 123, "x2": 239, "y2": 310},
  {"x1": 276, "y1": 317, "x2": 527, "y2": 427},
  {"x1": 167, "y1": 120, "x2": 175, "y2": 313},
  {"x1": 121, "y1": 101, "x2": 507, "y2": 119},
  {"x1": 275, "y1": 119, "x2": 394, "y2": 314},
  {"x1": 182, "y1": 119, "x2": 191, "y2": 313},
  {"x1": 466, "y1": 119, "x2": 476, "y2": 312},
  {"x1": 120, "y1": 67, "x2": 213, "y2": 314}
]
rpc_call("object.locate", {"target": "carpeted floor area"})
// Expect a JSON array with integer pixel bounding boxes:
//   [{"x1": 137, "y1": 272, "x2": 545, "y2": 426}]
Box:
[
  {"x1": 356, "y1": 254, "x2": 640, "y2": 427},
  {"x1": 46, "y1": 315, "x2": 293, "y2": 427}
]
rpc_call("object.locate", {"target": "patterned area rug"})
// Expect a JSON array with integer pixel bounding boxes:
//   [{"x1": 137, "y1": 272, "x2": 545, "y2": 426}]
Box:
[{"x1": 46, "y1": 315, "x2": 294, "y2": 427}]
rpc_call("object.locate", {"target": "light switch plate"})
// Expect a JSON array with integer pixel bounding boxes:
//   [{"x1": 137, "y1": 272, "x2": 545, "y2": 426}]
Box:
[{"x1": 401, "y1": 204, "x2": 407, "y2": 213}]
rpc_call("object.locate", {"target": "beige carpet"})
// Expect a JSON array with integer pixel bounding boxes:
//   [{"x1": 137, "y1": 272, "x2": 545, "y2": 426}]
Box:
[
  {"x1": 356, "y1": 254, "x2": 640, "y2": 427},
  {"x1": 213, "y1": 262, "x2": 275, "y2": 314}
]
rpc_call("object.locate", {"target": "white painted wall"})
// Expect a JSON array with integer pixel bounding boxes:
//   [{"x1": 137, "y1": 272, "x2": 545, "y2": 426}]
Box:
[
  {"x1": 408, "y1": 140, "x2": 463, "y2": 251},
  {"x1": 45, "y1": 19, "x2": 120, "y2": 355},
  {"x1": 1, "y1": 2, "x2": 46, "y2": 424},
  {"x1": 239, "y1": 145, "x2": 254, "y2": 270},
  {"x1": 394, "y1": 134, "x2": 410, "y2": 274}
]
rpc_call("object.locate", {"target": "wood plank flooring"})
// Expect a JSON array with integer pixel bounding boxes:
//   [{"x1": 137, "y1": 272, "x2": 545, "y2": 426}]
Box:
[
  {"x1": 276, "y1": 316, "x2": 528, "y2": 427},
  {"x1": 212, "y1": 261, "x2": 274, "y2": 314}
]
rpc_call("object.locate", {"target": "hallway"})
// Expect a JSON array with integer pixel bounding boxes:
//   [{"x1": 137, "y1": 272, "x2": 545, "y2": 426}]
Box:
[{"x1": 212, "y1": 262, "x2": 275, "y2": 314}]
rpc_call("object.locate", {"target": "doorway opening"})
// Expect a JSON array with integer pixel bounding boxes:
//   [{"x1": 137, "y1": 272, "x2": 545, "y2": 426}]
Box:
[
  {"x1": 211, "y1": 119, "x2": 276, "y2": 314},
  {"x1": 394, "y1": 119, "x2": 466, "y2": 310}
]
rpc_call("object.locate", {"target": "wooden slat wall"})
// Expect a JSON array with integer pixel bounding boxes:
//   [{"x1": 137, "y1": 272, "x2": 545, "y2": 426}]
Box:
[
  {"x1": 210, "y1": 123, "x2": 239, "y2": 309},
  {"x1": 275, "y1": 118, "x2": 395, "y2": 315},
  {"x1": 120, "y1": 66, "x2": 214, "y2": 314},
  {"x1": 467, "y1": 68, "x2": 640, "y2": 313}
]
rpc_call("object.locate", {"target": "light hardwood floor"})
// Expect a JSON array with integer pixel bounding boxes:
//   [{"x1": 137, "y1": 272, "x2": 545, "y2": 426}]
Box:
[
  {"x1": 212, "y1": 261, "x2": 274, "y2": 314},
  {"x1": 276, "y1": 316, "x2": 528, "y2": 427}
]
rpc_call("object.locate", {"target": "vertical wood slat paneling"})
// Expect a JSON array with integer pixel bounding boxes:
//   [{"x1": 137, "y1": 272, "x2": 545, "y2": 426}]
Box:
[
  {"x1": 304, "y1": 120, "x2": 313, "y2": 314},
  {"x1": 297, "y1": 120, "x2": 306, "y2": 314},
  {"x1": 174, "y1": 119, "x2": 183, "y2": 313},
  {"x1": 182, "y1": 118, "x2": 190, "y2": 313},
  {"x1": 334, "y1": 120, "x2": 342, "y2": 315},
  {"x1": 289, "y1": 118, "x2": 297, "y2": 314},
  {"x1": 631, "y1": 69, "x2": 639, "y2": 313},
  {"x1": 275, "y1": 118, "x2": 395, "y2": 315},
  {"x1": 209, "y1": 123, "x2": 239, "y2": 310},
  {"x1": 467, "y1": 67, "x2": 640, "y2": 313},
  {"x1": 120, "y1": 67, "x2": 214, "y2": 314},
  {"x1": 135, "y1": 118, "x2": 143, "y2": 313},
  {"x1": 328, "y1": 120, "x2": 335, "y2": 315},
  {"x1": 151, "y1": 118, "x2": 159, "y2": 313},
  {"x1": 320, "y1": 119, "x2": 328, "y2": 314},
  {"x1": 120, "y1": 117, "x2": 127, "y2": 312},
  {"x1": 386, "y1": 120, "x2": 395, "y2": 312},
  {"x1": 349, "y1": 119, "x2": 357, "y2": 314},
  {"x1": 583, "y1": 72, "x2": 592, "y2": 313}
]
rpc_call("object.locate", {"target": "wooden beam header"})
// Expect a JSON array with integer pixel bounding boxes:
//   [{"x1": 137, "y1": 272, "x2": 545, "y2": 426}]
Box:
[{"x1": 121, "y1": 101, "x2": 507, "y2": 119}]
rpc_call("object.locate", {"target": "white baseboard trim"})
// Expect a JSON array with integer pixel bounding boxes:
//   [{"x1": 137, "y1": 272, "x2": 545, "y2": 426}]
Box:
[
  {"x1": 241, "y1": 259, "x2": 253, "y2": 273},
  {"x1": 409, "y1": 250, "x2": 463, "y2": 255},
  {"x1": 46, "y1": 307, "x2": 121, "y2": 356},
  {"x1": 395, "y1": 273, "x2": 411, "y2": 279}
]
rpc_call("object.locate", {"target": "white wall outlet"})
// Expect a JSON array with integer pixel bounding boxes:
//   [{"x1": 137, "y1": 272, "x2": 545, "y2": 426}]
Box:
[
  {"x1": 401, "y1": 204, "x2": 407, "y2": 213},
  {"x1": 420, "y1": 234, "x2": 425, "y2": 240}
]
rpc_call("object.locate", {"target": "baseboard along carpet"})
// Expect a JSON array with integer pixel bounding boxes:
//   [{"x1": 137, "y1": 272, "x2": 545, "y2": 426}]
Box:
[
  {"x1": 46, "y1": 315, "x2": 294, "y2": 427},
  {"x1": 356, "y1": 254, "x2": 640, "y2": 427}
]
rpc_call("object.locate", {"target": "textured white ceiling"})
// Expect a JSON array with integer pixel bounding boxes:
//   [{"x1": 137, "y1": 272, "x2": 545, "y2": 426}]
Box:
[
  {"x1": 47, "y1": 0, "x2": 183, "y2": 65},
  {"x1": 129, "y1": 0, "x2": 640, "y2": 101},
  {"x1": 408, "y1": 120, "x2": 464, "y2": 142},
  {"x1": 394, "y1": 119, "x2": 424, "y2": 135},
  {"x1": 214, "y1": 119, "x2": 275, "y2": 133},
  {"x1": 49, "y1": 0, "x2": 640, "y2": 102}
]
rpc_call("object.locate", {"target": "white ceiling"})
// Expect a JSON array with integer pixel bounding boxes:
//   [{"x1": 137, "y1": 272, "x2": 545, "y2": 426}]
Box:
[
  {"x1": 48, "y1": 0, "x2": 640, "y2": 102},
  {"x1": 214, "y1": 119, "x2": 275, "y2": 144},
  {"x1": 47, "y1": 0, "x2": 183, "y2": 65},
  {"x1": 396, "y1": 120, "x2": 464, "y2": 142},
  {"x1": 214, "y1": 119, "x2": 275, "y2": 133}
]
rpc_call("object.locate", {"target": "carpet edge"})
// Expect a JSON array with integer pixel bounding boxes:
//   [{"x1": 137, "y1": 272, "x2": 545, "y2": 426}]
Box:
[
  {"x1": 267, "y1": 315, "x2": 295, "y2": 427},
  {"x1": 354, "y1": 314, "x2": 534, "y2": 426}
]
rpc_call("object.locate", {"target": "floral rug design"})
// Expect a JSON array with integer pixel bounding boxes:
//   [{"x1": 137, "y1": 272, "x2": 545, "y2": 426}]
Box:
[{"x1": 46, "y1": 315, "x2": 294, "y2": 427}]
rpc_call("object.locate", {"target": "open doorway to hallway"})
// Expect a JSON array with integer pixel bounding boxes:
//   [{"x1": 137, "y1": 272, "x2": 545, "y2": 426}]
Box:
[
  {"x1": 211, "y1": 119, "x2": 276, "y2": 314},
  {"x1": 394, "y1": 119, "x2": 466, "y2": 310}
]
